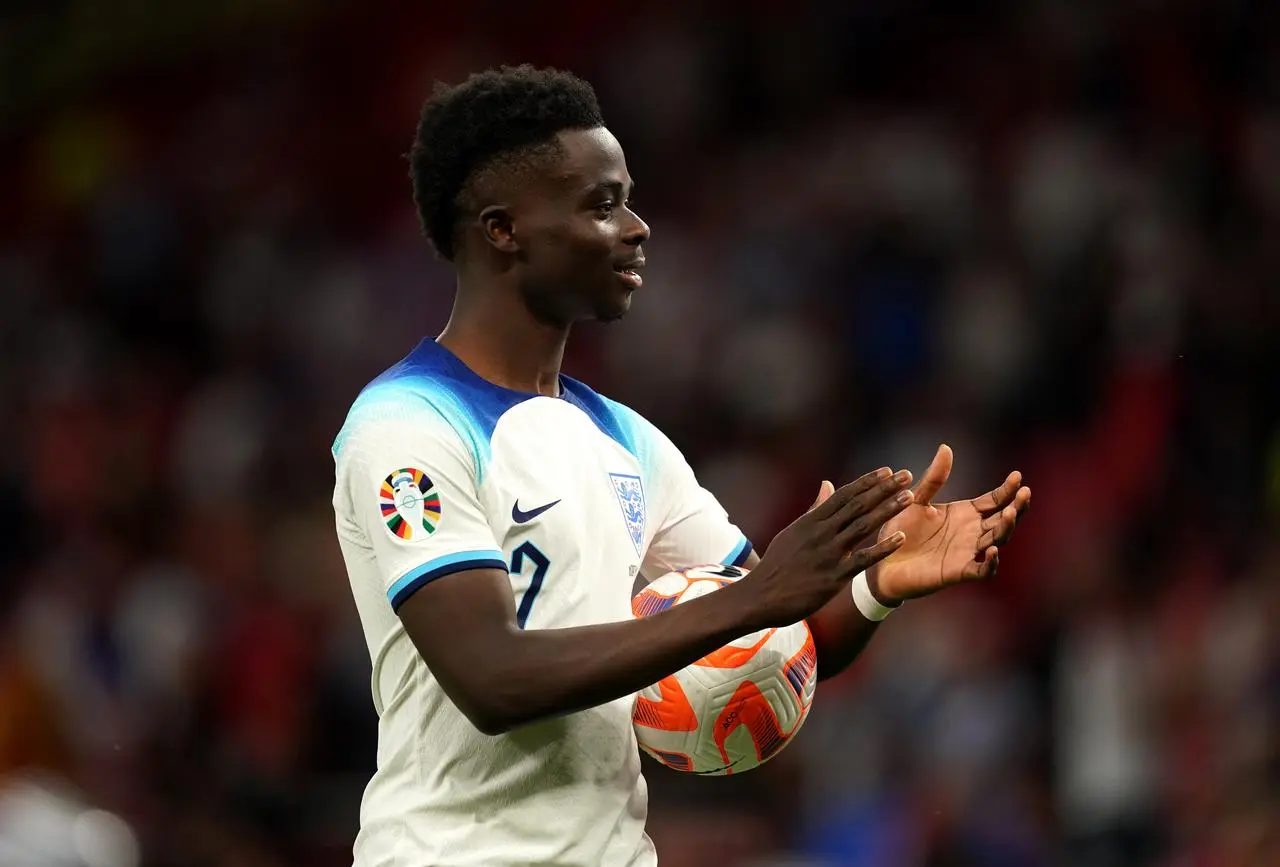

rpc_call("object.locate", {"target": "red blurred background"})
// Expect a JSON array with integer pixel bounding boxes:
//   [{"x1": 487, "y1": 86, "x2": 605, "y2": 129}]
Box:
[{"x1": 1, "y1": 2, "x2": 1277, "y2": 865}]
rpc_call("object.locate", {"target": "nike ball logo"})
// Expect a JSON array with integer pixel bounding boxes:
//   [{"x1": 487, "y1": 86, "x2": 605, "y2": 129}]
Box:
[{"x1": 512, "y1": 499, "x2": 561, "y2": 523}]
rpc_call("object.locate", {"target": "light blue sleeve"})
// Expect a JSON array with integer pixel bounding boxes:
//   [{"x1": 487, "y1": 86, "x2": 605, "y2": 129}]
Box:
[{"x1": 334, "y1": 384, "x2": 507, "y2": 611}]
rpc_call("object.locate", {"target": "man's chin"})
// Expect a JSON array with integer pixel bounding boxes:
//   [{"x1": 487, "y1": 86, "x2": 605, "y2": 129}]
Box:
[{"x1": 593, "y1": 292, "x2": 633, "y2": 324}]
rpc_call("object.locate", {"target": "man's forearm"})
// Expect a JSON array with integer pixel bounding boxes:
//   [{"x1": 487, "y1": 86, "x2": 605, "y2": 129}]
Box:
[
  {"x1": 741, "y1": 549, "x2": 880, "y2": 680},
  {"x1": 806, "y1": 588, "x2": 881, "y2": 680},
  {"x1": 404, "y1": 570, "x2": 769, "y2": 736},
  {"x1": 477, "y1": 585, "x2": 762, "y2": 732}
]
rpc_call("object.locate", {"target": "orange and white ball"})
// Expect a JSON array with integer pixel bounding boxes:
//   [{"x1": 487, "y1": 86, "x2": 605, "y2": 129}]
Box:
[{"x1": 630, "y1": 565, "x2": 818, "y2": 775}]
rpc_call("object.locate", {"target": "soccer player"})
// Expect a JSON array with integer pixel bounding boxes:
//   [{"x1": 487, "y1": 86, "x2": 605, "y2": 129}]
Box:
[{"x1": 331, "y1": 66, "x2": 1031, "y2": 867}]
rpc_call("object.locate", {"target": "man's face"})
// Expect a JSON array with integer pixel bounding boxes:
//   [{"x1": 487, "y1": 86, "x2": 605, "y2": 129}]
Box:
[{"x1": 509, "y1": 127, "x2": 649, "y2": 325}]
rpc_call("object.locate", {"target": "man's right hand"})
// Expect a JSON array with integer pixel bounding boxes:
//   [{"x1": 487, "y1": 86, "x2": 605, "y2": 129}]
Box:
[{"x1": 735, "y1": 467, "x2": 914, "y2": 629}]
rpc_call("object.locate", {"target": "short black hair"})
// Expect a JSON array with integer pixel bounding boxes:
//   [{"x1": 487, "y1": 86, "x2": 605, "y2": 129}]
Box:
[{"x1": 408, "y1": 64, "x2": 605, "y2": 261}]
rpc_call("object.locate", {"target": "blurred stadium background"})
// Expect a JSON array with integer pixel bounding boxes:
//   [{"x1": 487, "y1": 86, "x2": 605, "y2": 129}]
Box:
[{"x1": 1, "y1": 1, "x2": 1278, "y2": 865}]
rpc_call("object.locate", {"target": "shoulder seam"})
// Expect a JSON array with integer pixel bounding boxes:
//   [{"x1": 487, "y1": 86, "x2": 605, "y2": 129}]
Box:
[{"x1": 338, "y1": 387, "x2": 483, "y2": 484}]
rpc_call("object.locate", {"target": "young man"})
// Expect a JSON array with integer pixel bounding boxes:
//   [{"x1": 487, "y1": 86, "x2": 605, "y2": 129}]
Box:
[{"x1": 331, "y1": 66, "x2": 1030, "y2": 867}]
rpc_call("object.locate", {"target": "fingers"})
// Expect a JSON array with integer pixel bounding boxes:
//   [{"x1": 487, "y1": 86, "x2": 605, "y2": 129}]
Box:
[
  {"x1": 978, "y1": 505, "x2": 1015, "y2": 547},
  {"x1": 969, "y1": 486, "x2": 1028, "y2": 580},
  {"x1": 979, "y1": 486, "x2": 1031, "y2": 547},
  {"x1": 835, "y1": 485, "x2": 913, "y2": 550},
  {"x1": 962, "y1": 546, "x2": 1000, "y2": 581},
  {"x1": 807, "y1": 480, "x2": 836, "y2": 513},
  {"x1": 972, "y1": 470, "x2": 1024, "y2": 515},
  {"x1": 820, "y1": 469, "x2": 913, "y2": 529},
  {"x1": 913, "y1": 443, "x2": 953, "y2": 507},
  {"x1": 844, "y1": 530, "x2": 907, "y2": 576},
  {"x1": 812, "y1": 467, "x2": 894, "y2": 520}
]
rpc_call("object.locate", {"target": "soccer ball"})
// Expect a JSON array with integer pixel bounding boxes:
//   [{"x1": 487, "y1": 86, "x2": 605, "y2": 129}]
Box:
[{"x1": 630, "y1": 564, "x2": 817, "y2": 775}]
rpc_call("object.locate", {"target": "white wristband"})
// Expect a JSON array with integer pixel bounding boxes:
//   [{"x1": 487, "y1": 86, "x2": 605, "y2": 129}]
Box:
[{"x1": 851, "y1": 571, "x2": 900, "y2": 622}]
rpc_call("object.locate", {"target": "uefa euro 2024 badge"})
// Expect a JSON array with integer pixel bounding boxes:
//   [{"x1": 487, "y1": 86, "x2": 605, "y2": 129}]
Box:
[{"x1": 380, "y1": 468, "x2": 441, "y2": 541}]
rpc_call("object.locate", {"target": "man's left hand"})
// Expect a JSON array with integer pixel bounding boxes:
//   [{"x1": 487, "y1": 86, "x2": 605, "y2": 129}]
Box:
[{"x1": 867, "y1": 444, "x2": 1031, "y2": 605}]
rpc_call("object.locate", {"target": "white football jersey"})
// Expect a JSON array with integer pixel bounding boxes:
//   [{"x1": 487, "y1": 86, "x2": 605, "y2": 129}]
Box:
[{"x1": 332, "y1": 338, "x2": 752, "y2": 867}]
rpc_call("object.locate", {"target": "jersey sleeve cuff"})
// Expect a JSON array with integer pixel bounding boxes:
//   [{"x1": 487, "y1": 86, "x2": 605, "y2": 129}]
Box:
[
  {"x1": 723, "y1": 535, "x2": 753, "y2": 567},
  {"x1": 388, "y1": 549, "x2": 508, "y2": 611}
]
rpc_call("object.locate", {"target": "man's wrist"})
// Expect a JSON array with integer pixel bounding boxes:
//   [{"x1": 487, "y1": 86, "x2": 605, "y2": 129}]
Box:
[
  {"x1": 865, "y1": 565, "x2": 902, "y2": 608},
  {"x1": 852, "y1": 569, "x2": 902, "y2": 622}
]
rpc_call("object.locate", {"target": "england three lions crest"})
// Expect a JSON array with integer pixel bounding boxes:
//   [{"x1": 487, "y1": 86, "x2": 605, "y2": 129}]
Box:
[{"x1": 610, "y1": 473, "x2": 646, "y2": 557}]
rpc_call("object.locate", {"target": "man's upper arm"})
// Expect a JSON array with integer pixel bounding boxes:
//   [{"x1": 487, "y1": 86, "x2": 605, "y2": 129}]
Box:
[
  {"x1": 339, "y1": 402, "x2": 507, "y2": 611},
  {"x1": 338, "y1": 401, "x2": 529, "y2": 730}
]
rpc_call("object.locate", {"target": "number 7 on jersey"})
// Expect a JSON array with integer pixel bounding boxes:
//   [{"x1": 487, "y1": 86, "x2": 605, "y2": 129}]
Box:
[{"x1": 511, "y1": 541, "x2": 550, "y2": 628}]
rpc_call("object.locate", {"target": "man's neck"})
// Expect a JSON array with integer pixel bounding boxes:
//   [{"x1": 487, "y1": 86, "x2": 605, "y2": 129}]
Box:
[{"x1": 436, "y1": 287, "x2": 569, "y2": 397}]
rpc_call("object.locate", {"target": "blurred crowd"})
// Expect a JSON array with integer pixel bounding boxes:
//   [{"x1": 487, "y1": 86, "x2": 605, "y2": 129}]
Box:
[{"x1": 1, "y1": 2, "x2": 1277, "y2": 866}]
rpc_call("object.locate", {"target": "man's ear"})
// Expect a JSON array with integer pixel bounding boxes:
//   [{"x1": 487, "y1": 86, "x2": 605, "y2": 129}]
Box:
[{"x1": 479, "y1": 204, "x2": 519, "y2": 254}]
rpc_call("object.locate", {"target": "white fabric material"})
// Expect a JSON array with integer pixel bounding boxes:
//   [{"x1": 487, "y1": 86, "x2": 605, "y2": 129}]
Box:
[
  {"x1": 851, "y1": 571, "x2": 899, "y2": 622},
  {"x1": 332, "y1": 339, "x2": 750, "y2": 867}
]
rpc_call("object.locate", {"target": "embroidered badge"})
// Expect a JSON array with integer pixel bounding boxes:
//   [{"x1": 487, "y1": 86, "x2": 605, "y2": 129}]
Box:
[
  {"x1": 380, "y1": 468, "x2": 440, "y2": 541},
  {"x1": 610, "y1": 472, "x2": 646, "y2": 557}
]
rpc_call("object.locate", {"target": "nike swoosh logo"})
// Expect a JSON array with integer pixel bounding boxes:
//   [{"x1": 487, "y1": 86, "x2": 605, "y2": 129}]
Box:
[{"x1": 511, "y1": 499, "x2": 561, "y2": 524}]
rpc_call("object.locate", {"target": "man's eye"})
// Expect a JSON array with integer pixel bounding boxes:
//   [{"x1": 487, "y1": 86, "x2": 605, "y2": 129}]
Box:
[{"x1": 594, "y1": 202, "x2": 614, "y2": 216}]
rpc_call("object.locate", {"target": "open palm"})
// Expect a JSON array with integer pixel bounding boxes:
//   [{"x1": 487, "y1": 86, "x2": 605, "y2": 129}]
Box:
[{"x1": 870, "y1": 444, "x2": 1031, "y2": 603}]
